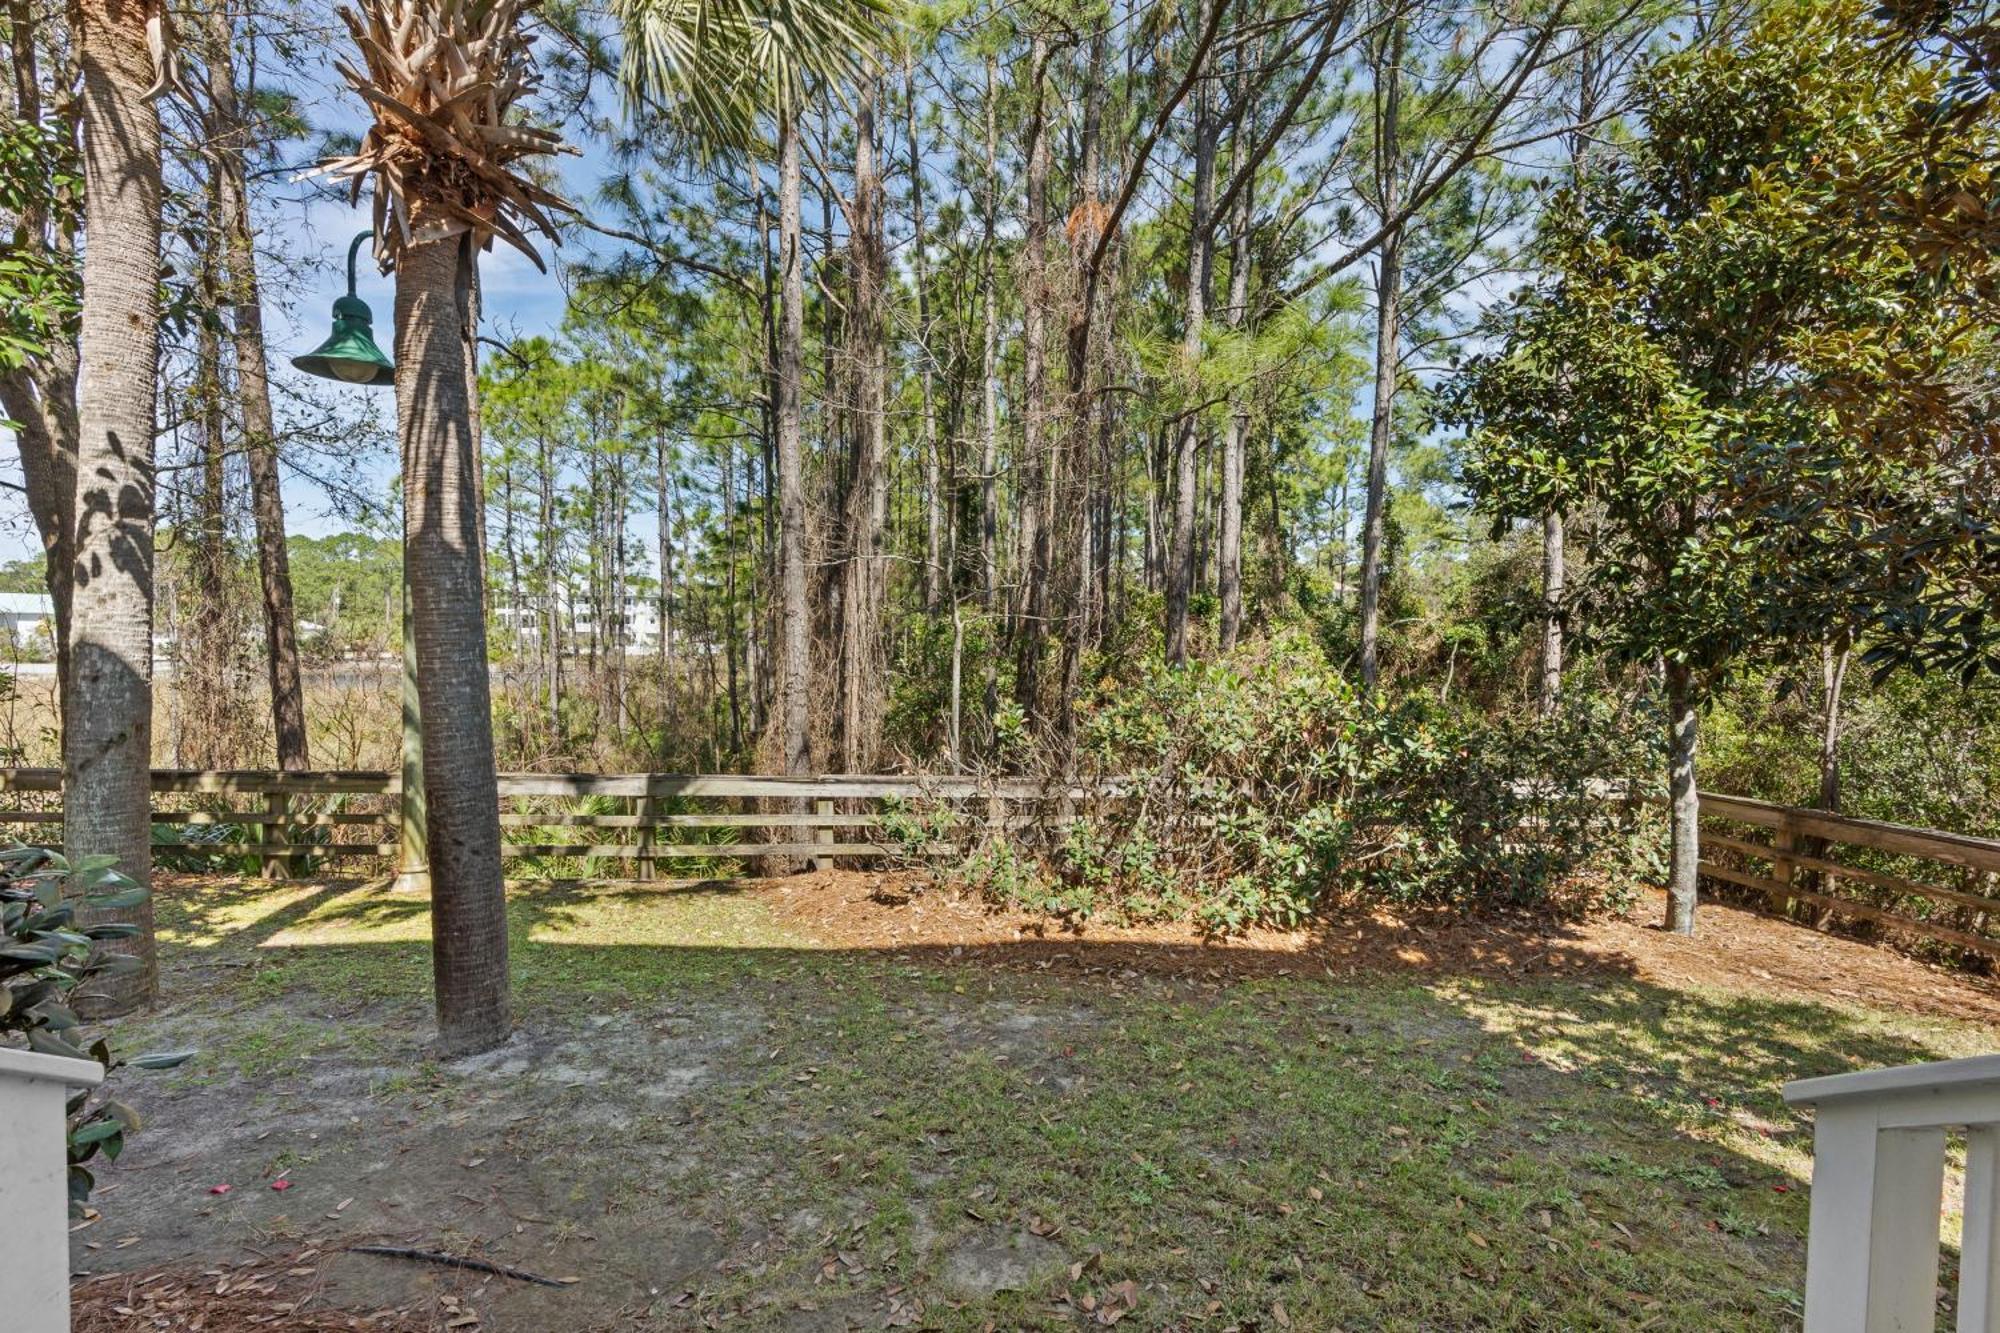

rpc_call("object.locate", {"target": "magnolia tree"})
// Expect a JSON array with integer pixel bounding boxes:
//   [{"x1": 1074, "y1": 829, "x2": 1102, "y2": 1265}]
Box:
[{"x1": 1455, "y1": 0, "x2": 2000, "y2": 934}]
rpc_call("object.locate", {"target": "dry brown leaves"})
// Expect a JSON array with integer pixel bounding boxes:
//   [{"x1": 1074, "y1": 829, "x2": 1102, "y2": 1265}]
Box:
[
  {"x1": 311, "y1": 0, "x2": 575, "y2": 270},
  {"x1": 71, "y1": 1250, "x2": 429, "y2": 1333}
]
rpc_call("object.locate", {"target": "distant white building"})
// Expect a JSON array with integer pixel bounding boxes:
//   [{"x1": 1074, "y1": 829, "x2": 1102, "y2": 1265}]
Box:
[
  {"x1": 0, "y1": 593, "x2": 53, "y2": 651},
  {"x1": 494, "y1": 589, "x2": 665, "y2": 653}
]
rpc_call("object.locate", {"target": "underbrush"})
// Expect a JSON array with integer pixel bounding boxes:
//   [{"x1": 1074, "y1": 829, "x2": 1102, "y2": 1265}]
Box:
[{"x1": 949, "y1": 633, "x2": 1664, "y2": 932}]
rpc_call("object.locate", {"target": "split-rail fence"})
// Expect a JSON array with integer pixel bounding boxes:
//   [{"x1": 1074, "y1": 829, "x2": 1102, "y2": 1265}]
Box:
[{"x1": 1, "y1": 768, "x2": 1997, "y2": 959}]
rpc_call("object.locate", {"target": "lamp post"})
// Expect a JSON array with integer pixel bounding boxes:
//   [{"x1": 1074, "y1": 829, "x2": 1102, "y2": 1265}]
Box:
[
  {"x1": 293, "y1": 231, "x2": 426, "y2": 894},
  {"x1": 292, "y1": 232, "x2": 396, "y2": 385}
]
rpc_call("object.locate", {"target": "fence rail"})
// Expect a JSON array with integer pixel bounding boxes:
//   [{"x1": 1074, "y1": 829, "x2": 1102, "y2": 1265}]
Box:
[
  {"x1": 3, "y1": 769, "x2": 1998, "y2": 961},
  {"x1": 0, "y1": 767, "x2": 1063, "y2": 878},
  {"x1": 1695, "y1": 792, "x2": 2000, "y2": 959}
]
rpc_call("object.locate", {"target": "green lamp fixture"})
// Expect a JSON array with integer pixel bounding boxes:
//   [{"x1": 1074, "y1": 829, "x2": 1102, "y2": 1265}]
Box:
[{"x1": 292, "y1": 231, "x2": 395, "y2": 386}]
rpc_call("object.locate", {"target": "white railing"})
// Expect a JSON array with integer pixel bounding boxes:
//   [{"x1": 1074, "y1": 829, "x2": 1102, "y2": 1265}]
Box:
[
  {"x1": 1785, "y1": 1054, "x2": 2000, "y2": 1332},
  {"x1": 0, "y1": 1046, "x2": 104, "y2": 1333}
]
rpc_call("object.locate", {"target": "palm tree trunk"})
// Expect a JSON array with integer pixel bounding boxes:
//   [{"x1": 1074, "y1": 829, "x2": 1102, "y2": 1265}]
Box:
[
  {"x1": 68, "y1": 0, "x2": 162, "y2": 1014},
  {"x1": 396, "y1": 233, "x2": 510, "y2": 1054}
]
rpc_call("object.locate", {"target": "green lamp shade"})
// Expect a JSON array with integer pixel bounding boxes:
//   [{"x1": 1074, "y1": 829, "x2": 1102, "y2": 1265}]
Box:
[{"x1": 292, "y1": 294, "x2": 395, "y2": 386}]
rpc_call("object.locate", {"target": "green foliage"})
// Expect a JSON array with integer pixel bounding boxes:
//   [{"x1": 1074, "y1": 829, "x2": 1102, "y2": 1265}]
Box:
[
  {"x1": 1456, "y1": 0, "x2": 2000, "y2": 693},
  {"x1": 285, "y1": 533, "x2": 401, "y2": 653},
  {"x1": 0, "y1": 114, "x2": 78, "y2": 380},
  {"x1": 0, "y1": 847, "x2": 192, "y2": 1209},
  {"x1": 956, "y1": 634, "x2": 1660, "y2": 930}
]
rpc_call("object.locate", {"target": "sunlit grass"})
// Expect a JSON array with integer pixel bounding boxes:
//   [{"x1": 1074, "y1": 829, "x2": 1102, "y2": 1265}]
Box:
[{"x1": 126, "y1": 877, "x2": 2000, "y2": 1329}]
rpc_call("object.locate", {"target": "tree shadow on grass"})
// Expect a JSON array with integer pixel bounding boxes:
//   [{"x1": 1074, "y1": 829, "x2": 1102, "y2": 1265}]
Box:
[{"x1": 128, "y1": 875, "x2": 1992, "y2": 1330}]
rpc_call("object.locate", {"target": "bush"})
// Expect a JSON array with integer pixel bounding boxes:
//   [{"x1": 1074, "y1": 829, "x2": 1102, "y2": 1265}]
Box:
[
  {"x1": 0, "y1": 846, "x2": 191, "y2": 1207},
  {"x1": 955, "y1": 633, "x2": 1662, "y2": 930}
]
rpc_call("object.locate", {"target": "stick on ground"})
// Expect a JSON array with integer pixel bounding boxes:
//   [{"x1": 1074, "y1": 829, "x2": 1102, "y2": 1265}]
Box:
[{"x1": 346, "y1": 1244, "x2": 576, "y2": 1289}]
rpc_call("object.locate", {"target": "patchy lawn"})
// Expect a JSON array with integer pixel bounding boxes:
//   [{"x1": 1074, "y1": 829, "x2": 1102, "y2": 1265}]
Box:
[{"x1": 70, "y1": 872, "x2": 2000, "y2": 1332}]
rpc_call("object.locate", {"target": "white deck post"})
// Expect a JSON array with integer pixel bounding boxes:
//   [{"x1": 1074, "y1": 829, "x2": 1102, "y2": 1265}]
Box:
[
  {"x1": 1787, "y1": 1054, "x2": 2000, "y2": 1333},
  {"x1": 0, "y1": 1046, "x2": 106, "y2": 1333},
  {"x1": 1961, "y1": 1126, "x2": 2000, "y2": 1333}
]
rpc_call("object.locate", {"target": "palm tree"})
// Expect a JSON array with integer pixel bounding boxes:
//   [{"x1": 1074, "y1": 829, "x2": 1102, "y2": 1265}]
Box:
[
  {"x1": 319, "y1": 0, "x2": 575, "y2": 1055},
  {"x1": 320, "y1": 0, "x2": 885, "y2": 1052},
  {"x1": 67, "y1": 0, "x2": 168, "y2": 1014}
]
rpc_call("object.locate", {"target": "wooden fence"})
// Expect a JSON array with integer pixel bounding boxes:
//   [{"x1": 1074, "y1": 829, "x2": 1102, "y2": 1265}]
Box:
[
  {"x1": 3, "y1": 768, "x2": 1999, "y2": 959},
  {"x1": 0, "y1": 767, "x2": 1076, "y2": 879},
  {"x1": 1695, "y1": 793, "x2": 2000, "y2": 959}
]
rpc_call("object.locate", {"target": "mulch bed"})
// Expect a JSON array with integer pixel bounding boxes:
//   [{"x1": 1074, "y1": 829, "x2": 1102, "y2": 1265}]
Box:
[{"x1": 757, "y1": 868, "x2": 2000, "y2": 1024}]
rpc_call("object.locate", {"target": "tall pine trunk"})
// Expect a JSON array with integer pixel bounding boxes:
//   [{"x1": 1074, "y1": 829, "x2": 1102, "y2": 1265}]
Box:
[
  {"x1": 1012, "y1": 36, "x2": 1052, "y2": 721},
  {"x1": 208, "y1": 7, "x2": 308, "y2": 768},
  {"x1": 1818, "y1": 640, "x2": 1849, "y2": 813},
  {"x1": 839, "y1": 79, "x2": 889, "y2": 771},
  {"x1": 69, "y1": 0, "x2": 162, "y2": 1014},
  {"x1": 774, "y1": 112, "x2": 812, "y2": 779},
  {"x1": 396, "y1": 234, "x2": 510, "y2": 1054},
  {"x1": 1357, "y1": 25, "x2": 1402, "y2": 692},
  {"x1": 906, "y1": 58, "x2": 942, "y2": 614},
  {"x1": 1539, "y1": 510, "x2": 1564, "y2": 715},
  {"x1": 1217, "y1": 120, "x2": 1252, "y2": 653},
  {"x1": 979, "y1": 56, "x2": 1002, "y2": 744},
  {"x1": 1166, "y1": 0, "x2": 1216, "y2": 668}
]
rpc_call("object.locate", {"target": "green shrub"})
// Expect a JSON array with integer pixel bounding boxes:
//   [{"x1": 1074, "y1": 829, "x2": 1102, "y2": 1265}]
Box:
[
  {"x1": 0, "y1": 846, "x2": 191, "y2": 1207},
  {"x1": 956, "y1": 633, "x2": 1661, "y2": 929}
]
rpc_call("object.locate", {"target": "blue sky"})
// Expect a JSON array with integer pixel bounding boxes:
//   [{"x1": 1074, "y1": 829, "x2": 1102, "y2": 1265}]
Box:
[{"x1": 0, "y1": 29, "x2": 609, "y2": 567}]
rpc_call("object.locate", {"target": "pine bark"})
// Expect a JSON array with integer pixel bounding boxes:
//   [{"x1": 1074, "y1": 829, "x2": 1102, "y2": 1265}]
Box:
[
  {"x1": 1664, "y1": 658, "x2": 1700, "y2": 935},
  {"x1": 1166, "y1": 0, "x2": 1217, "y2": 668},
  {"x1": 979, "y1": 56, "x2": 1002, "y2": 743},
  {"x1": 1013, "y1": 35, "x2": 1052, "y2": 721},
  {"x1": 838, "y1": 80, "x2": 890, "y2": 771},
  {"x1": 206, "y1": 9, "x2": 308, "y2": 768},
  {"x1": 1357, "y1": 24, "x2": 1403, "y2": 692},
  {"x1": 1539, "y1": 510, "x2": 1564, "y2": 715},
  {"x1": 1217, "y1": 118, "x2": 1252, "y2": 653},
  {"x1": 774, "y1": 113, "x2": 813, "y2": 779}
]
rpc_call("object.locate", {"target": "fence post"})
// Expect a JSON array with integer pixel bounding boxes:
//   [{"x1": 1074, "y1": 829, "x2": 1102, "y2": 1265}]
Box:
[
  {"x1": 1773, "y1": 812, "x2": 1798, "y2": 916},
  {"x1": 0, "y1": 1048, "x2": 105, "y2": 1333},
  {"x1": 393, "y1": 581, "x2": 429, "y2": 893},
  {"x1": 264, "y1": 788, "x2": 291, "y2": 880},
  {"x1": 814, "y1": 798, "x2": 834, "y2": 872},
  {"x1": 635, "y1": 790, "x2": 655, "y2": 883}
]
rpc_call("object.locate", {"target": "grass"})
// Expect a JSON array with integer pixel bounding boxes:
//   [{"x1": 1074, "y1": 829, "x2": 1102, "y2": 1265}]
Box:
[{"x1": 105, "y1": 876, "x2": 1998, "y2": 1330}]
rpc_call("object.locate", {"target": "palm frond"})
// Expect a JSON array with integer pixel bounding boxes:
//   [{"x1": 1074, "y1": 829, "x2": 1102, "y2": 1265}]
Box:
[{"x1": 612, "y1": 0, "x2": 897, "y2": 150}]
